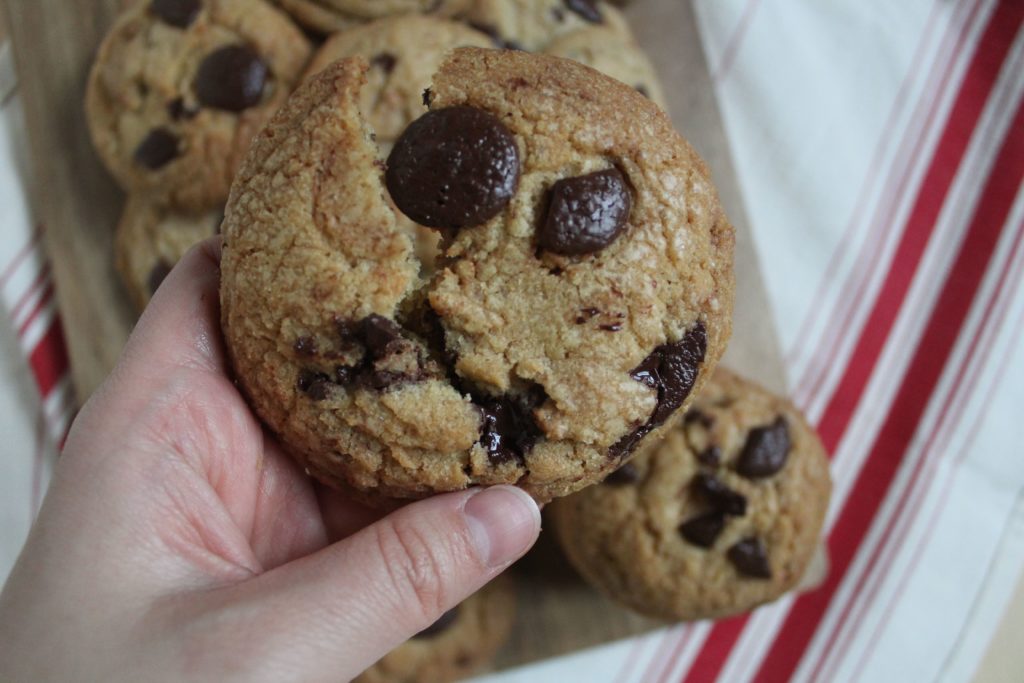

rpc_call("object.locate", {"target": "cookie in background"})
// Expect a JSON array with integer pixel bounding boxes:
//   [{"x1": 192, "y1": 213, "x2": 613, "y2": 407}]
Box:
[
  {"x1": 273, "y1": 0, "x2": 473, "y2": 35},
  {"x1": 549, "y1": 367, "x2": 832, "y2": 621},
  {"x1": 464, "y1": 0, "x2": 632, "y2": 51}
]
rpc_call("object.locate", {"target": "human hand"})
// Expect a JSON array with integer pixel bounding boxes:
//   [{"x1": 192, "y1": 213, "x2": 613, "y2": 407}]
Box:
[{"x1": 0, "y1": 239, "x2": 541, "y2": 682}]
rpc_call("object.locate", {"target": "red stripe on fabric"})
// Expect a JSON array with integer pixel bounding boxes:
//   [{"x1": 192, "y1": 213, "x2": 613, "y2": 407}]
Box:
[
  {"x1": 9, "y1": 264, "x2": 50, "y2": 328},
  {"x1": 28, "y1": 318, "x2": 69, "y2": 397},
  {"x1": 754, "y1": 66, "x2": 1024, "y2": 683},
  {"x1": 0, "y1": 224, "x2": 42, "y2": 286},
  {"x1": 676, "y1": 6, "x2": 1023, "y2": 681},
  {"x1": 712, "y1": 0, "x2": 762, "y2": 82},
  {"x1": 678, "y1": 615, "x2": 748, "y2": 683},
  {"x1": 16, "y1": 281, "x2": 53, "y2": 339}
]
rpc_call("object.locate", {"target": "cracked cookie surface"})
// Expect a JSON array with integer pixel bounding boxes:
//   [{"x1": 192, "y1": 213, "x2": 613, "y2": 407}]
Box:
[
  {"x1": 220, "y1": 48, "x2": 733, "y2": 505},
  {"x1": 549, "y1": 368, "x2": 832, "y2": 621},
  {"x1": 86, "y1": 0, "x2": 311, "y2": 210}
]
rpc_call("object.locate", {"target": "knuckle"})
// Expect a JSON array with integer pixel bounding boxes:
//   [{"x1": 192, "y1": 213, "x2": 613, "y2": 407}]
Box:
[{"x1": 372, "y1": 517, "x2": 449, "y2": 620}]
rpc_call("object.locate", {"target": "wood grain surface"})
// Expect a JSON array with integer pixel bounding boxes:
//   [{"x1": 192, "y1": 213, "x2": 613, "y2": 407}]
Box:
[{"x1": 2, "y1": 0, "x2": 786, "y2": 670}]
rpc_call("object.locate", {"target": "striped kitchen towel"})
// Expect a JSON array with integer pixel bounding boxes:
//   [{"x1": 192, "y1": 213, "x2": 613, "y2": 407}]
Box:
[{"x1": 476, "y1": 0, "x2": 1024, "y2": 681}]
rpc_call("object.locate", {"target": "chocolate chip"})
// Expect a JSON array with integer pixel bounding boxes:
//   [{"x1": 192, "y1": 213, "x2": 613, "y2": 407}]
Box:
[
  {"x1": 147, "y1": 260, "x2": 172, "y2": 295},
  {"x1": 679, "y1": 511, "x2": 725, "y2": 548},
  {"x1": 413, "y1": 606, "x2": 460, "y2": 639},
  {"x1": 564, "y1": 0, "x2": 603, "y2": 23},
  {"x1": 293, "y1": 336, "x2": 318, "y2": 357},
  {"x1": 538, "y1": 169, "x2": 631, "y2": 256},
  {"x1": 371, "y1": 52, "x2": 397, "y2": 74},
  {"x1": 552, "y1": 7, "x2": 566, "y2": 22},
  {"x1": 604, "y1": 462, "x2": 639, "y2": 485},
  {"x1": 600, "y1": 323, "x2": 622, "y2": 332},
  {"x1": 297, "y1": 369, "x2": 332, "y2": 401},
  {"x1": 151, "y1": 0, "x2": 201, "y2": 28},
  {"x1": 334, "y1": 365, "x2": 356, "y2": 385},
  {"x1": 422, "y1": 88, "x2": 432, "y2": 107},
  {"x1": 194, "y1": 45, "x2": 268, "y2": 112},
  {"x1": 359, "y1": 314, "x2": 405, "y2": 357},
  {"x1": 735, "y1": 417, "x2": 790, "y2": 479},
  {"x1": 692, "y1": 473, "x2": 747, "y2": 516},
  {"x1": 477, "y1": 384, "x2": 546, "y2": 465},
  {"x1": 386, "y1": 106, "x2": 520, "y2": 231},
  {"x1": 608, "y1": 322, "x2": 707, "y2": 459},
  {"x1": 167, "y1": 97, "x2": 199, "y2": 120},
  {"x1": 134, "y1": 128, "x2": 179, "y2": 169},
  {"x1": 684, "y1": 409, "x2": 714, "y2": 428},
  {"x1": 727, "y1": 537, "x2": 772, "y2": 578},
  {"x1": 635, "y1": 84, "x2": 651, "y2": 99},
  {"x1": 697, "y1": 445, "x2": 721, "y2": 467}
]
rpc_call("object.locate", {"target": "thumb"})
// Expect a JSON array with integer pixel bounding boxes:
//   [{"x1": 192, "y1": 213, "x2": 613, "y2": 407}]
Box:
[{"x1": 206, "y1": 486, "x2": 539, "y2": 681}]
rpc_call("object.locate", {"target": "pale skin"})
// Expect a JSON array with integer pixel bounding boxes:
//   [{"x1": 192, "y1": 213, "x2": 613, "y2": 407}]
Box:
[{"x1": 0, "y1": 239, "x2": 541, "y2": 682}]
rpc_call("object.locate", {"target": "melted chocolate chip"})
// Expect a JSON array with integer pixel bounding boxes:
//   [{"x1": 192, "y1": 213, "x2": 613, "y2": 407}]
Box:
[
  {"x1": 735, "y1": 417, "x2": 790, "y2": 479},
  {"x1": 697, "y1": 445, "x2": 721, "y2": 467},
  {"x1": 679, "y1": 511, "x2": 725, "y2": 548},
  {"x1": 552, "y1": 7, "x2": 566, "y2": 22},
  {"x1": 147, "y1": 260, "x2": 172, "y2": 295},
  {"x1": 600, "y1": 323, "x2": 623, "y2": 332},
  {"x1": 564, "y1": 0, "x2": 603, "y2": 23},
  {"x1": 360, "y1": 314, "x2": 405, "y2": 356},
  {"x1": 422, "y1": 88, "x2": 432, "y2": 107},
  {"x1": 467, "y1": 22, "x2": 524, "y2": 50},
  {"x1": 413, "y1": 606, "x2": 460, "y2": 639},
  {"x1": 604, "y1": 462, "x2": 639, "y2": 485},
  {"x1": 151, "y1": 0, "x2": 201, "y2": 28},
  {"x1": 334, "y1": 365, "x2": 356, "y2": 385},
  {"x1": 371, "y1": 52, "x2": 397, "y2": 74},
  {"x1": 134, "y1": 128, "x2": 180, "y2": 169},
  {"x1": 293, "y1": 336, "x2": 318, "y2": 357},
  {"x1": 538, "y1": 168, "x2": 631, "y2": 256},
  {"x1": 692, "y1": 473, "x2": 747, "y2": 516},
  {"x1": 608, "y1": 322, "x2": 707, "y2": 459},
  {"x1": 297, "y1": 369, "x2": 332, "y2": 401},
  {"x1": 635, "y1": 84, "x2": 651, "y2": 99},
  {"x1": 684, "y1": 409, "x2": 714, "y2": 428},
  {"x1": 194, "y1": 45, "x2": 268, "y2": 112},
  {"x1": 478, "y1": 387, "x2": 546, "y2": 465},
  {"x1": 727, "y1": 537, "x2": 772, "y2": 578},
  {"x1": 386, "y1": 106, "x2": 520, "y2": 231},
  {"x1": 167, "y1": 97, "x2": 199, "y2": 120}
]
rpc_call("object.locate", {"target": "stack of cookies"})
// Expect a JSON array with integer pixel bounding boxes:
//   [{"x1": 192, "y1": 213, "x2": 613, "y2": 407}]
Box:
[{"x1": 85, "y1": 1, "x2": 830, "y2": 680}]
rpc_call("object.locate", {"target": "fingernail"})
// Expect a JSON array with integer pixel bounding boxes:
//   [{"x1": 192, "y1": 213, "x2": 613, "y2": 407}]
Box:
[{"x1": 463, "y1": 486, "x2": 541, "y2": 568}]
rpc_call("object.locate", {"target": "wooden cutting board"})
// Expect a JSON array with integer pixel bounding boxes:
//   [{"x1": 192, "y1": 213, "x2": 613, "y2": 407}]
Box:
[{"x1": 1, "y1": 0, "x2": 786, "y2": 670}]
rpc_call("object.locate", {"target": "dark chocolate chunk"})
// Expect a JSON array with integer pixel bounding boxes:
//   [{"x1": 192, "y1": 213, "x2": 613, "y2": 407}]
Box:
[
  {"x1": 697, "y1": 445, "x2": 721, "y2": 467},
  {"x1": 692, "y1": 473, "x2": 747, "y2": 516},
  {"x1": 422, "y1": 88, "x2": 432, "y2": 107},
  {"x1": 467, "y1": 22, "x2": 524, "y2": 50},
  {"x1": 371, "y1": 52, "x2": 397, "y2": 74},
  {"x1": 147, "y1": 260, "x2": 172, "y2": 295},
  {"x1": 194, "y1": 45, "x2": 268, "y2": 112},
  {"x1": 359, "y1": 314, "x2": 405, "y2": 357},
  {"x1": 297, "y1": 369, "x2": 332, "y2": 401},
  {"x1": 334, "y1": 365, "x2": 356, "y2": 385},
  {"x1": 599, "y1": 323, "x2": 623, "y2": 332},
  {"x1": 167, "y1": 96, "x2": 199, "y2": 120},
  {"x1": 727, "y1": 537, "x2": 772, "y2": 578},
  {"x1": 608, "y1": 322, "x2": 707, "y2": 459},
  {"x1": 679, "y1": 511, "x2": 725, "y2": 548},
  {"x1": 552, "y1": 7, "x2": 566, "y2": 22},
  {"x1": 604, "y1": 462, "x2": 639, "y2": 485},
  {"x1": 386, "y1": 106, "x2": 520, "y2": 231},
  {"x1": 538, "y1": 168, "x2": 631, "y2": 256},
  {"x1": 134, "y1": 128, "x2": 180, "y2": 169},
  {"x1": 684, "y1": 409, "x2": 714, "y2": 427},
  {"x1": 476, "y1": 384, "x2": 546, "y2": 466},
  {"x1": 151, "y1": 0, "x2": 201, "y2": 28},
  {"x1": 735, "y1": 417, "x2": 790, "y2": 479},
  {"x1": 293, "y1": 336, "x2": 318, "y2": 357},
  {"x1": 413, "y1": 606, "x2": 460, "y2": 639},
  {"x1": 564, "y1": 0, "x2": 603, "y2": 23}
]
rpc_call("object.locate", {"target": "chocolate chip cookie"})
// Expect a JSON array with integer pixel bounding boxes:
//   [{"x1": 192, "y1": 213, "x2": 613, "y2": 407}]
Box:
[
  {"x1": 86, "y1": 0, "x2": 312, "y2": 210},
  {"x1": 544, "y1": 26, "x2": 666, "y2": 109},
  {"x1": 465, "y1": 0, "x2": 632, "y2": 51},
  {"x1": 114, "y1": 195, "x2": 223, "y2": 311},
  {"x1": 273, "y1": 0, "x2": 473, "y2": 35},
  {"x1": 356, "y1": 573, "x2": 516, "y2": 683},
  {"x1": 549, "y1": 368, "x2": 832, "y2": 621},
  {"x1": 303, "y1": 15, "x2": 492, "y2": 146},
  {"x1": 220, "y1": 48, "x2": 734, "y2": 504}
]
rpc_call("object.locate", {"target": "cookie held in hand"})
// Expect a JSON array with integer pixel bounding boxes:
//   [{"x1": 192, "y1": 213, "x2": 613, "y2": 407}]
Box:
[{"x1": 220, "y1": 48, "x2": 734, "y2": 505}]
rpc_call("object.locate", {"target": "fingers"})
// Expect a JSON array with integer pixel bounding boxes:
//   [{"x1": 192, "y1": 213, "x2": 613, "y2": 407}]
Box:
[{"x1": 217, "y1": 487, "x2": 540, "y2": 681}]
